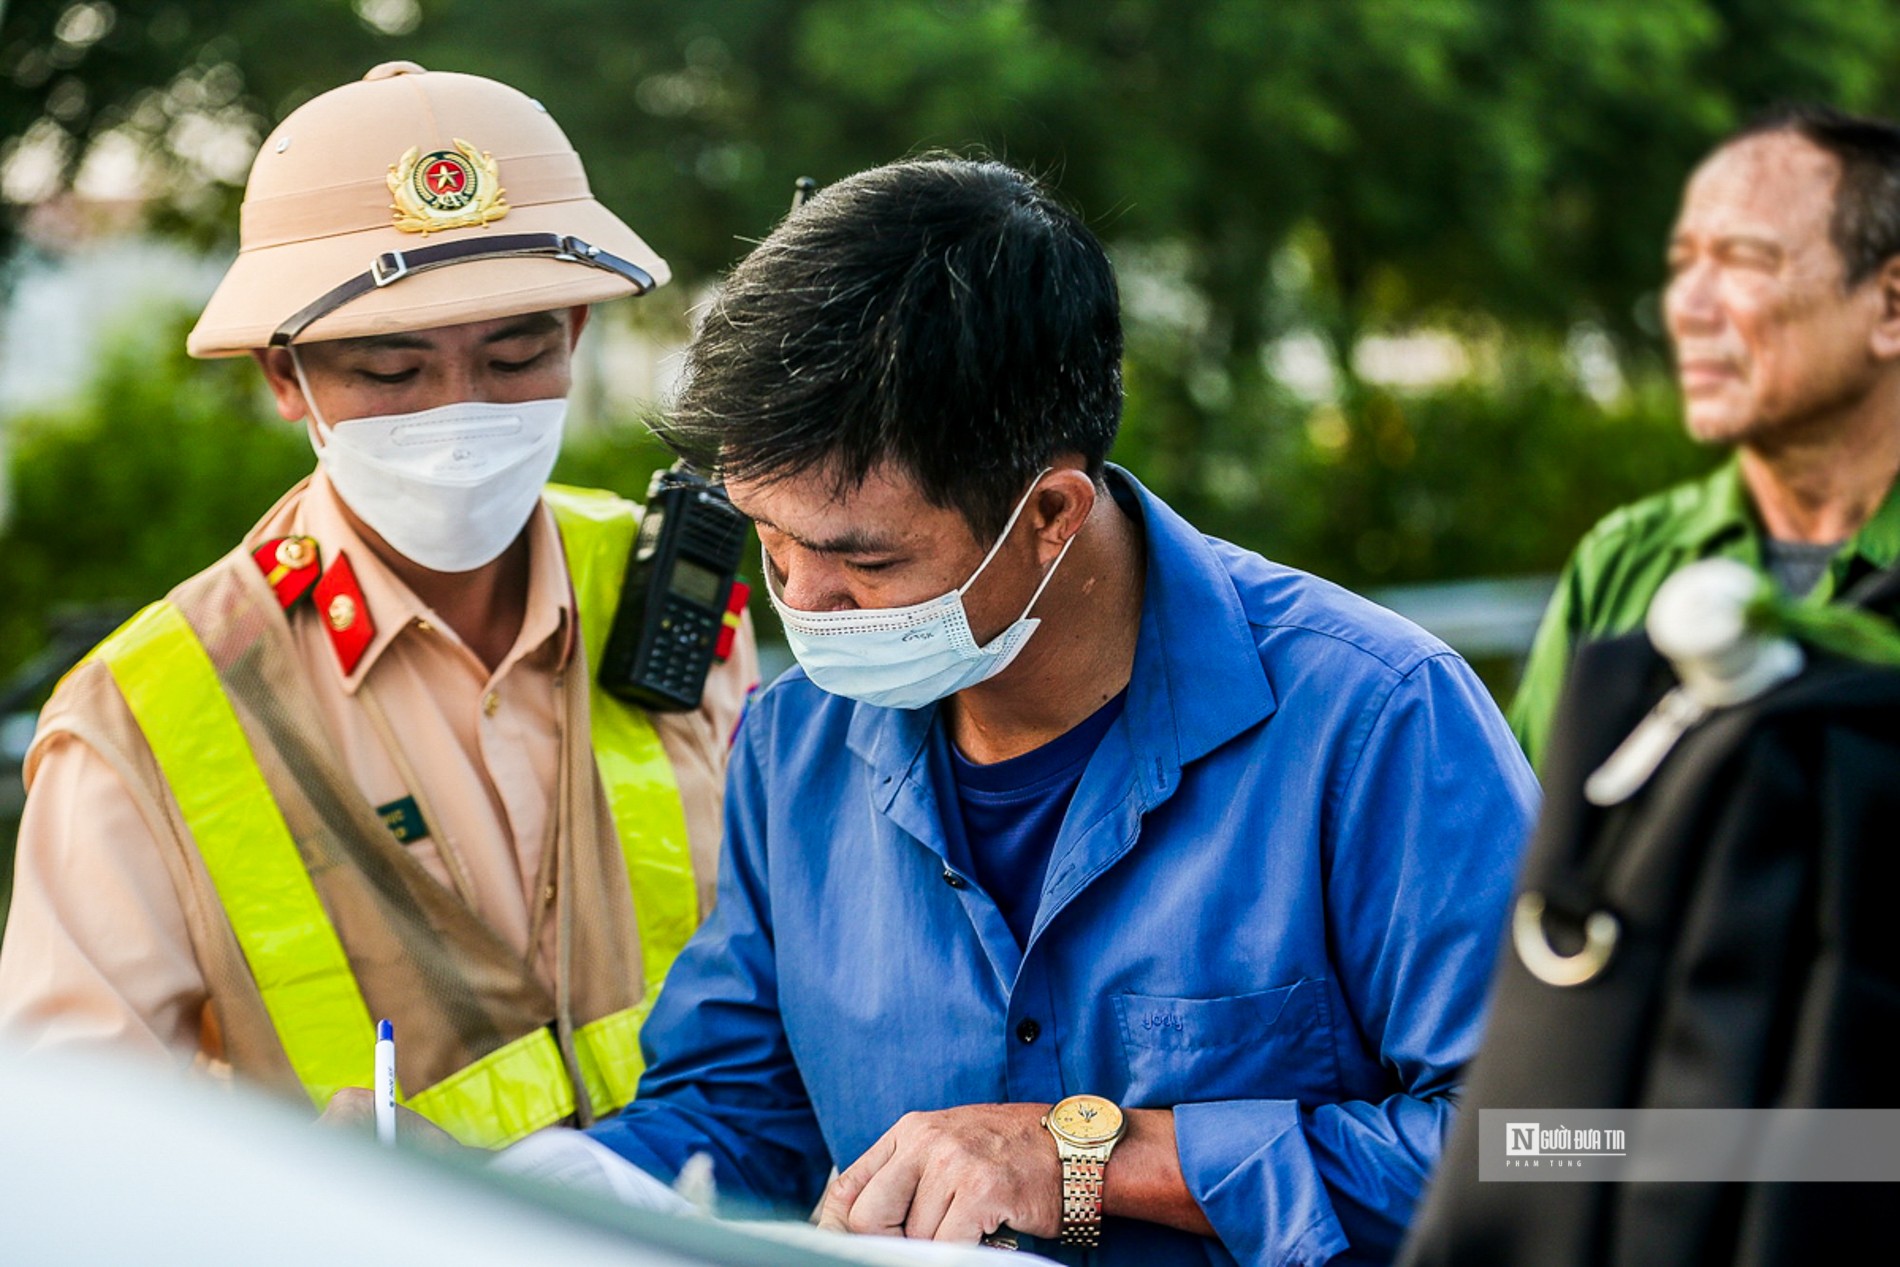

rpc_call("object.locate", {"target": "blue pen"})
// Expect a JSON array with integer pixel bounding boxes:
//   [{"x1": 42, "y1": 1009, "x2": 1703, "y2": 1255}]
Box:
[{"x1": 373, "y1": 1019, "x2": 396, "y2": 1146}]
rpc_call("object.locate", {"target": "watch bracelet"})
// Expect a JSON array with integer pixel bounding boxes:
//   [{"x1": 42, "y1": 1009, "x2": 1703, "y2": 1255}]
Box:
[{"x1": 1058, "y1": 1156, "x2": 1106, "y2": 1247}]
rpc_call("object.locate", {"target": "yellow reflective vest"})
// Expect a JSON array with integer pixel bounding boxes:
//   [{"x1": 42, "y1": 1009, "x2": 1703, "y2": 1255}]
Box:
[{"x1": 85, "y1": 485, "x2": 697, "y2": 1147}]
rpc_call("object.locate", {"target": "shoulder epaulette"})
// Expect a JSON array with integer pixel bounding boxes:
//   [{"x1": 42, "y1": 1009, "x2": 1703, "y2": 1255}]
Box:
[
  {"x1": 312, "y1": 550, "x2": 375, "y2": 675},
  {"x1": 251, "y1": 536, "x2": 322, "y2": 610}
]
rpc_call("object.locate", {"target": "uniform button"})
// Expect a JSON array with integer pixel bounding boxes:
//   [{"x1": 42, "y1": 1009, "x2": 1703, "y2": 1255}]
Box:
[
  {"x1": 482, "y1": 691, "x2": 500, "y2": 717},
  {"x1": 1016, "y1": 1019, "x2": 1041, "y2": 1044},
  {"x1": 941, "y1": 868, "x2": 967, "y2": 890},
  {"x1": 326, "y1": 593, "x2": 358, "y2": 632}
]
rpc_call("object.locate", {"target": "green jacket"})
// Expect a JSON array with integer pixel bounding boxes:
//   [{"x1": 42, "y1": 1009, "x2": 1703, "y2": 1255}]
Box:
[{"x1": 1509, "y1": 458, "x2": 1900, "y2": 771}]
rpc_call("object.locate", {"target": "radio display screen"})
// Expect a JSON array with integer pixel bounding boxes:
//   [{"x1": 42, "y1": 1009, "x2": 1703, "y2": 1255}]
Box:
[{"x1": 669, "y1": 558, "x2": 724, "y2": 607}]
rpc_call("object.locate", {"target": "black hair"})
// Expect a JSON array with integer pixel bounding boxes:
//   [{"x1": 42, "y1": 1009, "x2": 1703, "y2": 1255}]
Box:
[
  {"x1": 1727, "y1": 104, "x2": 1900, "y2": 288},
  {"x1": 659, "y1": 156, "x2": 1123, "y2": 538}
]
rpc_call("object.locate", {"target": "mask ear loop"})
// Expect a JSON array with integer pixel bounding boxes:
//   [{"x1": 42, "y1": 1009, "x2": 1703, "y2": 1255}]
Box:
[
  {"x1": 1014, "y1": 530, "x2": 1079, "y2": 623},
  {"x1": 957, "y1": 467, "x2": 1054, "y2": 598},
  {"x1": 958, "y1": 466, "x2": 1080, "y2": 622},
  {"x1": 286, "y1": 345, "x2": 332, "y2": 448}
]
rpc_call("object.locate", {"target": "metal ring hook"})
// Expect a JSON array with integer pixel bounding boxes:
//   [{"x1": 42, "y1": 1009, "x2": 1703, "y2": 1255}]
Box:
[{"x1": 1513, "y1": 891, "x2": 1620, "y2": 987}]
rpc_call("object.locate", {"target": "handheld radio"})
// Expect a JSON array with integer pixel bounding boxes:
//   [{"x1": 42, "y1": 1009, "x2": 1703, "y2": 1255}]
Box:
[
  {"x1": 597, "y1": 177, "x2": 819, "y2": 711},
  {"x1": 597, "y1": 465, "x2": 750, "y2": 712}
]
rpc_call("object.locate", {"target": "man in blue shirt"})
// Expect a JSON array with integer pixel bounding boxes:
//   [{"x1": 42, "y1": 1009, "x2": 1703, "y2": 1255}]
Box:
[{"x1": 590, "y1": 158, "x2": 1538, "y2": 1265}]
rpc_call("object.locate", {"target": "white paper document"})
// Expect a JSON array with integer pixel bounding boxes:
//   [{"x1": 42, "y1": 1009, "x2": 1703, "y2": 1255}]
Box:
[
  {"x1": 491, "y1": 1127, "x2": 700, "y2": 1215},
  {"x1": 491, "y1": 1128, "x2": 1054, "y2": 1263}
]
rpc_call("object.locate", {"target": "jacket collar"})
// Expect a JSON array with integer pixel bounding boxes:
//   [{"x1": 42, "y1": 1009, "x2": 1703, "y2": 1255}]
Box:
[
  {"x1": 250, "y1": 471, "x2": 574, "y2": 692},
  {"x1": 1680, "y1": 459, "x2": 1756, "y2": 553},
  {"x1": 1843, "y1": 461, "x2": 1900, "y2": 570},
  {"x1": 1686, "y1": 455, "x2": 1900, "y2": 574}
]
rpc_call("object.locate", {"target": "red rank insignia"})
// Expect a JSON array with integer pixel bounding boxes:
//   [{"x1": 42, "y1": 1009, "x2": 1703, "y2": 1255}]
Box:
[
  {"x1": 713, "y1": 580, "x2": 750, "y2": 663},
  {"x1": 251, "y1": 536, "x2": 322, "y2": 609},
  {"x1": 312, "y1": 551, "x2": 375, "y2": 676}
]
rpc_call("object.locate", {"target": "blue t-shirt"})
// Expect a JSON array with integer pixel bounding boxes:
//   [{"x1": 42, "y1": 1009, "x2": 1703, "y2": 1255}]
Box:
[{"x1": 940, "y1": 689, "x2": 1128, "y2": 947}]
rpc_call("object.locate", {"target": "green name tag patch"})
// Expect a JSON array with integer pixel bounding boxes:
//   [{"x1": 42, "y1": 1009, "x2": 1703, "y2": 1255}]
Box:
[{"x1": 376, "y1": 795, "x2": 430, "y2": 844}]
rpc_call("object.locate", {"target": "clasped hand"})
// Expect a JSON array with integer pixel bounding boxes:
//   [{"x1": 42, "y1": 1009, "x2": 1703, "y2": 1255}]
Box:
[{"x1": 817, "y1": 1103, "x2": 1060, "y2": 1243}]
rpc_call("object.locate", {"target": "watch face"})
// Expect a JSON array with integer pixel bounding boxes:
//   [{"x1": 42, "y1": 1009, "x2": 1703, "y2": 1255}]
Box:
[{"x1": 1049, "y1": 1095, "x2": 1124, "y2": 1145}]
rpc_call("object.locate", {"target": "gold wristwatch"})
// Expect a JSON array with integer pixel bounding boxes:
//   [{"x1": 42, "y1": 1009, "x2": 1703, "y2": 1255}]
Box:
[{"x1": 1041, "y1": 1094, "x2": 1126, "y2": 1247}]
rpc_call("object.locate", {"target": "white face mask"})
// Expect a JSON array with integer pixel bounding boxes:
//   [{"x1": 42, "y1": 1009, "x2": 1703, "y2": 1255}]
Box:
[
  {"x1": 292, "y1": 351, "x2": 564, "y2": 574},
  {"x1": 766, "y1": 472, "x2": 1076, "y2": 710}
]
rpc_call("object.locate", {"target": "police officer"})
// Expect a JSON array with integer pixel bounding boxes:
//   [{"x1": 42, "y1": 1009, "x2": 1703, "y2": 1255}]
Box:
[{"x1": 0, "y1": 63, "x2": 756, "y2": 1148}]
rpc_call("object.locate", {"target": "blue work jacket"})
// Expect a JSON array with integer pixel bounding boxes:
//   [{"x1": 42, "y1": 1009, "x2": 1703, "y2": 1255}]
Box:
[{"x1": 592, "y1": 468, "x2": 1538, "y2": 1266}]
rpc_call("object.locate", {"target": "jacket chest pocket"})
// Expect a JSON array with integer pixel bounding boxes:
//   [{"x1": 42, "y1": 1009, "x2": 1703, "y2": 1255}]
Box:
[{"x1": 1114, "y1": 979, "x2": 1337, "y2": 1107}]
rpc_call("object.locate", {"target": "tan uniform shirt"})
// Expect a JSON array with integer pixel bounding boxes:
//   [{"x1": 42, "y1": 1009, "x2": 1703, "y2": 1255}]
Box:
[{"x1": 0, "y1": 472, "x2": 757, "y2": 1066}]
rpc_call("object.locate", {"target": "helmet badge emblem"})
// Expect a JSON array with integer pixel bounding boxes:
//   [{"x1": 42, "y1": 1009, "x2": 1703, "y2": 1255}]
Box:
[{"x1": 387, "y1": 139, "x2": 508, "y2": 234}]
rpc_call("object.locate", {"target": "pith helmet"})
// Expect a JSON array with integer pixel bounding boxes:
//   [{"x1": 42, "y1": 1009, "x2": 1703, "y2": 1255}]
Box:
[{"x1": 187, "y1": 62, "x2": 670, "y2": 357}]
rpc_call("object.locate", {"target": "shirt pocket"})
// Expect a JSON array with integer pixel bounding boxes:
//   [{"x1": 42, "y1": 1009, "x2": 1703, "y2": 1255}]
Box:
[{"x1": 1114, "y1": 980, "x2": 1337, "y2": 1107}]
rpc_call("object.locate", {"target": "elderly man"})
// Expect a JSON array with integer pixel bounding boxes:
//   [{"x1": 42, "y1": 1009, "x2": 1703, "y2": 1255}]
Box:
[
  {"x1": 1512, "y1": 106, "x2": 1900, "y2": 769},
  {"x1": 0, "y1": 63, "x2": 756, "y2": 1147},
  {"x1": 585, "y1": 157, "x2": 1537, "y2": 1266}
]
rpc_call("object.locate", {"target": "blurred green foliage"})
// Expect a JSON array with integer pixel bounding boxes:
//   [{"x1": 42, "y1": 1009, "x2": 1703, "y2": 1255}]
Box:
[
  {"x1": 5, "y1": 0, "x2": 1899, "y2": 661},
  {"x1": 0, "y1": 313, "x2": 308, "y2": 672},
  {"x1": 1117, "y1": 342, "x2": 1712, "y2": 590},
  {"x1": 10, "y1": 0, "x2": 1900, "y2": 323}
]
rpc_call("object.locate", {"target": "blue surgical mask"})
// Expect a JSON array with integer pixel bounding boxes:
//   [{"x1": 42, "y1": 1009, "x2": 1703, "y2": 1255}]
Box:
[{"x1": 765, "y1": 472, "x2": 1076, "y2": 710}]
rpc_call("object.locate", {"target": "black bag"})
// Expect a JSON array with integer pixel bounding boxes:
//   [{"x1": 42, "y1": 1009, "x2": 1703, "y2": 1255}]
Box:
[{"x1": 1399, "y1": 568, "x2": 1900, "y2": 1267}]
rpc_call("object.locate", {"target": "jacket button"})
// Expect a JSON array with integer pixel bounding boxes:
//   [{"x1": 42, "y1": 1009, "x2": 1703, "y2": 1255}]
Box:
[
  {"x1": 942, "y1": 868, "x2": 967, "y2": 890},
  {"x1": 1016, "y1": 1018, "x2": 1041, "y2": 1044}
]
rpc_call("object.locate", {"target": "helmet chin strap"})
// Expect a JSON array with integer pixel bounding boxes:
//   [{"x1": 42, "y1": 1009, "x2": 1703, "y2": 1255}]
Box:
[{"x1": 267, "y1": 232, "x2": 654, "y2": 348}]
